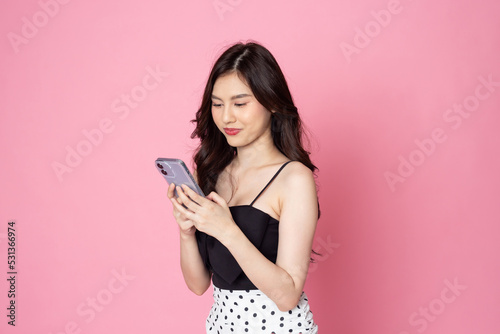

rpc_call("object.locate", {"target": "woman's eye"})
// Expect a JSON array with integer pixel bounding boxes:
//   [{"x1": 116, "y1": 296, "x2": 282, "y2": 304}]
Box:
[
  {"x1": 212, "y1": 103, "x2": 222, "y2": 107},
  {"x1": 235, "y1": 103, "x2": 247, "y2": 107}
]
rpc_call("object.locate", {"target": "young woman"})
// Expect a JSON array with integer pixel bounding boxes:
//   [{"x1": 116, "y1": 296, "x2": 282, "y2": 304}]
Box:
[{"x1": 168, "y1": 41, "x2": 319, "y2": 333}]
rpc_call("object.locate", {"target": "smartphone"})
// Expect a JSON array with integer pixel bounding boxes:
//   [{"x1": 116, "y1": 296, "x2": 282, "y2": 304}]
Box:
[{"x1": 155, "y1": 158, "x2": 205, "y2": 198}]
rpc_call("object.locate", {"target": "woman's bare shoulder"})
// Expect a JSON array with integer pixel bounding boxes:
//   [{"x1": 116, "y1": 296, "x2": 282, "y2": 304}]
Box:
[
  {"x1": 280, "y1": 161, "x2": 315, "y2": 183},
  {"x1": 276, "y1": 161, "x2": 317, "y2": 202}
]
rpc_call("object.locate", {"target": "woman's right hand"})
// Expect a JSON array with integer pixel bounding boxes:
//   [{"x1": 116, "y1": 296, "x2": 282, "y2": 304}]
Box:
[
  {"x1": 167, "y1": 183, "x2": 197, "y2": 237},
  {"x1": 167, "y1": 182, "x2": 212, "y2": 296}
]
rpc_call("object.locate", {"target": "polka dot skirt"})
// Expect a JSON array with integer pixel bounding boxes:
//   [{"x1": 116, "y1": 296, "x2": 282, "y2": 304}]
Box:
[{"x1": 206, "y1": 286, "x2": 318, "y2": 334}]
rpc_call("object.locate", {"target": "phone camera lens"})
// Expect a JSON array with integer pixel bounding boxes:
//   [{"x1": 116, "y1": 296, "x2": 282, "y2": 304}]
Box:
[
  {"x1": 161, "y1": 170, "x2": 167, "y2": 175},
  {"x1": 157, "y1": 163, "x2": 163, "y2": 169}
]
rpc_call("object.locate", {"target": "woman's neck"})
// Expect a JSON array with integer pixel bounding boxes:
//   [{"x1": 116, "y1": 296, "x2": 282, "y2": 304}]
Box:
[{"x1": 233, "y1": 141, "x2": 286, "y2": 171}]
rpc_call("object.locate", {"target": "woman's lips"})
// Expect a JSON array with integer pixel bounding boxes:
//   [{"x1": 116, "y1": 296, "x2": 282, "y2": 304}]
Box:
[{"x1": 224, "y1": 128, "x2": 241, "y2": 135}]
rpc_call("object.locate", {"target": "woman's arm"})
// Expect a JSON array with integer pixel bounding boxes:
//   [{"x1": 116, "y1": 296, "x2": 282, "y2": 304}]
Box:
[
  {"x1": 173, "y1": 162, "x2": 318, "y2": 310},
  {"x1": 223, "y1": 162, "x2": 318, "y2": 311},
  {"x1": 168, "y1": 183, "x2": 211, "y2": 295},
  {"x1": 178, "y1": 231, "x2": 211, "y2": 295}
]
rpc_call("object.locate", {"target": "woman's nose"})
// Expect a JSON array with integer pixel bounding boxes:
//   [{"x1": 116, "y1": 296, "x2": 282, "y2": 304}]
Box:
[{"x1": 221, "y1": 106, "x2": 236, "y2": 123}]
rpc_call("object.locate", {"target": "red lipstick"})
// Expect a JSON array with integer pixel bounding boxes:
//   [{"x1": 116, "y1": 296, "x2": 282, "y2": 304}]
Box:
[{"x1": 224, "y1": 128, "x2": 241, "y2": 135}]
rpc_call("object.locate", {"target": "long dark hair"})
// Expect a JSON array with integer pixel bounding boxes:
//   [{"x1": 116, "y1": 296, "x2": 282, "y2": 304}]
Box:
[{"x1": 191, "y1": 41, "x2": 318, "y2": 195}]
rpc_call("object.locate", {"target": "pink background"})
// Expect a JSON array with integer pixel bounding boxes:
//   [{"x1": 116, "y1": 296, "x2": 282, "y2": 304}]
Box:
[{"x1": 1, "y1": 0, "x2": 499, "y2": 333}]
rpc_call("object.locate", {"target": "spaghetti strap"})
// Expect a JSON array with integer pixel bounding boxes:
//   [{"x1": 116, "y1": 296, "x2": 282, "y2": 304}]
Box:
[{"x1": 249, "y1": 161, "x2": 293, "y2": 207}]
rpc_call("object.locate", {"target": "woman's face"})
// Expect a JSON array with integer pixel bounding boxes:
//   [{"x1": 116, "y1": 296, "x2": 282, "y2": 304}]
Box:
[{"x1": 211, "y1": 72, "x2": 272, "y2": 149}]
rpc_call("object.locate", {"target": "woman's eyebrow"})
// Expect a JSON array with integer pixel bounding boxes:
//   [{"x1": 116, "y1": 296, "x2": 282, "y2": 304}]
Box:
[{"x1": 211, "y1": 93, "x2": 252, "y2": 100}]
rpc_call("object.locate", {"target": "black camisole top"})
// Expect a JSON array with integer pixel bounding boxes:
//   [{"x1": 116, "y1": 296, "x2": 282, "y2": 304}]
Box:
[{"x1": 195, "y1": 161, "x2": 293, "y2": 290}]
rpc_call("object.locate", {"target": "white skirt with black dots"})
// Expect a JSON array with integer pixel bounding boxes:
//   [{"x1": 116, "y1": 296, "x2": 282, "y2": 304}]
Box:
[{"x1": 206, "y1": 286, "x2": 318, "y2": 334}]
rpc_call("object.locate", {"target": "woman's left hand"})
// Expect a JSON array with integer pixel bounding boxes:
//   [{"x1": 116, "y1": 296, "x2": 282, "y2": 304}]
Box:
[{"x1": 171, "y1": 184, "x2": 237, "y2": 242}]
